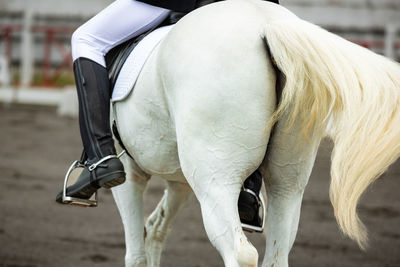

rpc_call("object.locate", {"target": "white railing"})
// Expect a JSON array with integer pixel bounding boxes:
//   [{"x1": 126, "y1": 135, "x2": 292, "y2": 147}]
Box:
[
  {"x1": 0, "y1": 55, "x2": 10, "y2": 87},
  {"x1": 385, "y1": 24, "x2": 400, "y2": 60}
]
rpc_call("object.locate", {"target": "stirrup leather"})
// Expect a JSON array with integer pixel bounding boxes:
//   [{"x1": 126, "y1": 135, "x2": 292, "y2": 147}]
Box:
[
  {"x1": 88, "y1": 150, "x2": 126, "y2": 171},
  {"x1": 241, "y1": 188, "x2": 266, "y2": 233},
  {"x1": 61, "y1": 150, "x2": 126, "y2": 207}
]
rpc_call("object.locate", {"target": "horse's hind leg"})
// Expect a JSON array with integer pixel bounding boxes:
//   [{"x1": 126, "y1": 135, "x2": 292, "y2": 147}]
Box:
[
  {"x1": 176, "y1": 118, "x2": 271, "y2": 266},
  {"x1": 180, "y1": 156, "x2": 262, "y2": 267},
  {"x1": 260, "y1": 119, "x2": 321, "y2": 267},
  {"x1": 111, "y1": 156, "x2": 150, "y2": 267},
  {"x1": 145, "y1": 180, "x2": 192, "y2": 267},
  {"x1": 199, "y1": 178, "x2": 258, "y2": 267}
]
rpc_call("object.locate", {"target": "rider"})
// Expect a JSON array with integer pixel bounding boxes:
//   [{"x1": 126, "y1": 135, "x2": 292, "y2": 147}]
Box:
[{"x1": 56, "y1": 0, "x2": 279, "y2": 229}]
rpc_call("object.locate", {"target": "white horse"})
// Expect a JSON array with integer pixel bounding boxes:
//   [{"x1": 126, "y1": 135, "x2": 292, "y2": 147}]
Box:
[{"x1": 110, "y1": 0, "x2": 400, "y2": 266}]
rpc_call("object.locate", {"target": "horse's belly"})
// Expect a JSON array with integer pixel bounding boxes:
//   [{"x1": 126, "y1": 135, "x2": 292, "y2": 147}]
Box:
[
  {"x1": 132, "y1": 132, "x2": 182, "y2": 179},
  {"x1": 116, "y1": 108, "x2": 181, "y2": 178}
]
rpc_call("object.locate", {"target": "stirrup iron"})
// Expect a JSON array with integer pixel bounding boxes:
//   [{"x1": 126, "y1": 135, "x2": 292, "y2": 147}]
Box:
[
  {"x1": 62, "y1": 160, "x2": 98, "y2": 207},
  {"x1": 61, "y1": 151, "x2": 126, "y2": 207},
  {"x1": 241, "y1": 188, "x2": 266, "y2": 233}
]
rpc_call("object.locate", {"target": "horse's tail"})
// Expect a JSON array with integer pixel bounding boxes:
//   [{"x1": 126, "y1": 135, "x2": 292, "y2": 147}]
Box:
[{"x1": 264, "y1": 17, "x2": 400, "y2": 249}]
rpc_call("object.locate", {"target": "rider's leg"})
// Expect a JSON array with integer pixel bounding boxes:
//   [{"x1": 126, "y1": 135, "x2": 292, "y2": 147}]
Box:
[
  {"x1": 71, "y1": 0, "x2": 170, "y2": 68},
  {"x1": 238, "y1": 170, "x2": 263, "y2": 227},
  {"x1": 56, "y1": 0, "x2": 170, "y2": 203}
]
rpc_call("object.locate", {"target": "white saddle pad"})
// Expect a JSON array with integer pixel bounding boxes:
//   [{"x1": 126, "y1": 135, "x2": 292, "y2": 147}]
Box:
[{"x1": 111, "y1": 25, "x2": 173, "y2": 102}]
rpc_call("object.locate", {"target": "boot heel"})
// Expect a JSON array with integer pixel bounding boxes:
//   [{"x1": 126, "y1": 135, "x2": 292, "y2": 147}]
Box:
[
  {"x1": 98, "y1": 172, "x2": 126, "y2": 189},
  {"x1": 101, "y1": 176, "x2": 126, "y2": 189}
]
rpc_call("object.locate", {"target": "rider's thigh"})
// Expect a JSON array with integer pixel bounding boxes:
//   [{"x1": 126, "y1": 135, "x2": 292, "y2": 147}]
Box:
[{"x1": 71, "y1": 0, "x2": 170, "y2": 66}]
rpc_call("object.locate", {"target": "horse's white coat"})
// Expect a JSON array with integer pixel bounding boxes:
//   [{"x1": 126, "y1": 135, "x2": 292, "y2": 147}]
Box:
[
  {"x1": 110, "y1": 0, "x2": 400, "y2": 266},
  {"x1": 111, "y1": 1, "x2": 302, "y2": 266}
]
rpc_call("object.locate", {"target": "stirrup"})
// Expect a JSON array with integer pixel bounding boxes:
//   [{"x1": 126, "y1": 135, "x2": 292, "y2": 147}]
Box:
[
  {"x1": 241, "y1": 188, "x2": 266, "y2": 233},
  {"x1": 61, "y1": 150, "x2": 126, "y2": 207},
  {"x1": 62, "y1": 160, "x2": 98, "y2": 207}
]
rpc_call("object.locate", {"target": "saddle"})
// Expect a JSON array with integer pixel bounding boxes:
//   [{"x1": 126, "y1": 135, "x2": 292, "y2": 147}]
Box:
[{"x1": 105, "y1": 12, "x2": 185, "y2": 92}]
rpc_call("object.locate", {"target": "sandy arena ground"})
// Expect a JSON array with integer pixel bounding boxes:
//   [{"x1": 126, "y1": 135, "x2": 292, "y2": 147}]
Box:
[{"x1": 0, "y1": 103, "x2": 399, "y2": 267}]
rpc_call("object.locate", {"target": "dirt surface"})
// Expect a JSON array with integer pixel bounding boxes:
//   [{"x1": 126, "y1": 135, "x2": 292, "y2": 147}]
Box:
[{"x1": 0, "y1": 104, "x2": 399, "y2": 267}]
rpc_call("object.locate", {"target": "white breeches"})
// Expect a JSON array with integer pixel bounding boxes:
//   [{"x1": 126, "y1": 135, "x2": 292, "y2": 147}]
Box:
[{"x1": 71, "y1": 0, "x2": 170, "y2": 67}]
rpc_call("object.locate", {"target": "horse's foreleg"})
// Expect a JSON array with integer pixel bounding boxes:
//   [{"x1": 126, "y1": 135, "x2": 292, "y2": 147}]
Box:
[
  {"x1": 111, "y1": 157, "x2": 150, "y2": 267},
  {"x1": 145, "y1": 180, "x2": 192, "y2": 267},
  {"x1": 260, "y1": 121, "x2": 321, "y2": 267}
]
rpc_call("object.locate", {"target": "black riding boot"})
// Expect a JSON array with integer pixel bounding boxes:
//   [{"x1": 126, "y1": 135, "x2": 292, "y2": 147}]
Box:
[
  {"x1": 238, "y1": 170, "x2": 263, "y2": 228},
  {"x1": 56, "y1": 58, "x2": 126, "y2": 203}
]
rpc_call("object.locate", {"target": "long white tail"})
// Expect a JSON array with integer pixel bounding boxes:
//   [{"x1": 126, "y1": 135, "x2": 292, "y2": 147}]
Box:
[{"x1": 264, "y1": 18, "x2": 400, "y2": 249}]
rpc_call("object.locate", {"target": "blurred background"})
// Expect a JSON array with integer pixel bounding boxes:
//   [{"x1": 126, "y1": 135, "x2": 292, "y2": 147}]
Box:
[
  {"x1": 0, "y1": 0, "x2": 399, "y2": 266},
  {"x1": 0, "y1": 0, "x2": 399, "y2": 102}
]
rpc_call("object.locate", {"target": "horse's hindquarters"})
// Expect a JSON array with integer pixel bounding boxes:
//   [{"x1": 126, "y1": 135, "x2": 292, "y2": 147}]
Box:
[
  {"x1": 114, "y1": 1, "x2": 282, "y2": 265},
  {"x1": 153, "y1": 4, "x2": 278, "y2": 265}
]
